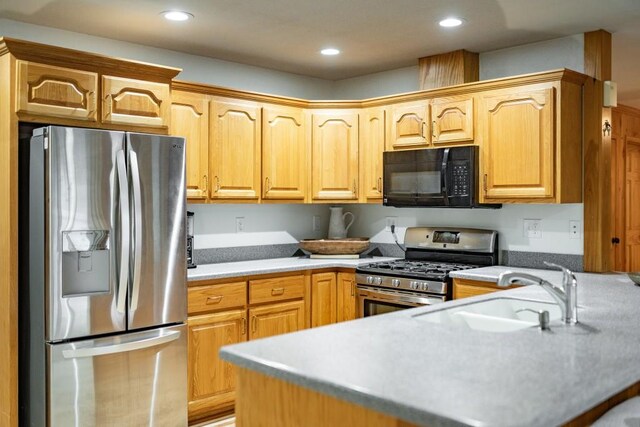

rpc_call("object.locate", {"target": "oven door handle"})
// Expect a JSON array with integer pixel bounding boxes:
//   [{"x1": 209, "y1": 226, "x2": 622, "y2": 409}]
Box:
[
  {"x1": 358, "y1": 286, "x2": 443, "y2": 306},
  {"x1": 441, "y1": 147, "x2": 450, "y2": 206}
]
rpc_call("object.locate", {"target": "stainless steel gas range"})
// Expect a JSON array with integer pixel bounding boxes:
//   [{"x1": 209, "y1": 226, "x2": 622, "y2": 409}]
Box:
[{"x1": 355, "y1": 227, "x2": 498, "y2": 317}]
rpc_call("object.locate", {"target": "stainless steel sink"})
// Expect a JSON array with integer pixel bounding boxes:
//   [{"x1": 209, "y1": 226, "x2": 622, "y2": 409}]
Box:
[{"x1": 414, "y1": 297, "x2": 562, "y2": 332}]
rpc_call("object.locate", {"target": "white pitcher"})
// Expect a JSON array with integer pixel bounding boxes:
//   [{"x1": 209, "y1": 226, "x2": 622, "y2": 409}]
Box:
[{"x1": 328, "y1": 206, "x2": 354, "y2": 239}]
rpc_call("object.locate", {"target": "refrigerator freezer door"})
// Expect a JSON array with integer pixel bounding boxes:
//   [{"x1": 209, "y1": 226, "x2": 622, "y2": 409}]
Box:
[
  {"x1": 48, "y1": 324, "x2": 187, "y2": 426},
  {"x1": 46, "y1": 126, "x2": 127, "y2": 341},
  {"x1": 127, "y1": 133, "x2": 186, "y2": 330}
]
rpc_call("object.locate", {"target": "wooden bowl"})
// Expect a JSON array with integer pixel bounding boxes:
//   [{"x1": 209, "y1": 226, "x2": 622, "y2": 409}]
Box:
[{"x1": 298, "y1": 238, "x2": 370, "y2": 255}]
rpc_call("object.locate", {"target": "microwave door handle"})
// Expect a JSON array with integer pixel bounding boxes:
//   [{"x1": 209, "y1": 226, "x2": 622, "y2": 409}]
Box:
[
  {"x1": 115, "y1": 151, "x2": 130, "y2": 314},
  {"x1": 441, "y1": 148, "x2": 450, "y2": 206}
]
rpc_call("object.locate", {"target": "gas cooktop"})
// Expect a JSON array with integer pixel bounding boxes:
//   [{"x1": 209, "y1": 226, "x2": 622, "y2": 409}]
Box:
[{"x1": 357, "y1": 260, "x2": 480, "y2": 281}]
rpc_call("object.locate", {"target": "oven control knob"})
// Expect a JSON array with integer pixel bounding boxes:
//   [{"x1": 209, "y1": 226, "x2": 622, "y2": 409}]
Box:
[
  {"x1": 391, "y1": 279, "x2": 401, "y2": 287},
  {"x1": 373, "y1": 277, "x2": 383, "y2": 285},
  {"x1": 366, "y1": 276, "x2": 374, "y2": 285},
  {"x1": 421, "y1": 282, "x2": 429, "y2": 291},
  {"x1": 410, "y1": 281, "x2": 418, "y2": 290}
]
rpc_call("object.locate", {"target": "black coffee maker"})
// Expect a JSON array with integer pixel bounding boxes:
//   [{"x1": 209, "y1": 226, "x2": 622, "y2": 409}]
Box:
[{"x1": 187, "y1": 211, "x2": 196, "y2": 269}]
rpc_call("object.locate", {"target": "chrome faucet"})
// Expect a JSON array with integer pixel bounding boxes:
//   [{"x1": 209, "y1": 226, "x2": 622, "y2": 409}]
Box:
[{"x1": 497, "y1": 262, "x2": 578, "y2": 324}]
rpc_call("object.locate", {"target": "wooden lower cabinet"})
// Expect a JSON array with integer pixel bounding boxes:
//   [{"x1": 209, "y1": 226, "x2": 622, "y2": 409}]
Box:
[
  {"x1": 311, "y1": 271, "x2": 357, "y2": 326},
  {"x1": 311, "y1": 272, "x2": 338, "y2": 327},
  {"x1": 187, "y1": 309, "x2": 247, "y2": 422},
  {"x1": 452, "y1": 277, "x2": 520, "y2": 299},
  {"x1": 337, "y1": 272, "x2": 357, "y2": 322},
  {"x1": 249, "y1": 300, "x2": 306, "y2": 340}
]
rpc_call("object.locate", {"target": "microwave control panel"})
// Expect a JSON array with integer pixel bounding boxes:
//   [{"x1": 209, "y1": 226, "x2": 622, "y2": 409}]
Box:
[{"x1": 452, "y1": 163, "x2": 469, "y2": 196}]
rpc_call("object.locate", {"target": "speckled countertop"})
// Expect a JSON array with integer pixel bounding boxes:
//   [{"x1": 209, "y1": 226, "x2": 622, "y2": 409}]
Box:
[
  {"x1": 449, "y1": 265, "x2": 565, "y2": 284},
  {"x1": 187, "y1": 256, "x2": 398, "y2": 283},
  {"x1": 220, "y1": 268, "x2": 640, "y2": 427}
]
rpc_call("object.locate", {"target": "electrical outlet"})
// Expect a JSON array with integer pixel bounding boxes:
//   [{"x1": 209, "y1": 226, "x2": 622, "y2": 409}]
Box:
[
  {"x1": 569, "y1": 220, "x2": 581, "y2": 239},
  {"x1": 385, "y1": 216, "x2": 397, "y2": 231},
  {"x1": 523, "y1": 219, "x2": 542, "y2": 239},
  {"x1": 235, "y1": 217, "x2": 245, "y2": 233},
  {"x1": 312, "y1": 215, "x2": 321, "y2": 232}
]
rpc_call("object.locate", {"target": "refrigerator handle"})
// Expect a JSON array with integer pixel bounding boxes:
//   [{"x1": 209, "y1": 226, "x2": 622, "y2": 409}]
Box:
[
  {"x1": 129, "y1": 150, "x2": 143, "y2": 311},
  {"x1": 61, "y1": 330, "x2": 181, "y2": 359},
  {"x1": 115, "y1": 151, "x2": 130, "y2": 314}
]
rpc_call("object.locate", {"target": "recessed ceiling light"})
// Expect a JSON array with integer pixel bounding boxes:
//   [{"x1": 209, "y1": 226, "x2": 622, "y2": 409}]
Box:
[
  {"x1": 320, "y1": 48, "x2": 340, "y2": 56},
  {"x1": 439, "y1": 17, "x2": 464, "y2": 28},
  {"x1": 162, "y1": 10, "x2": 193, "y2": 21}
]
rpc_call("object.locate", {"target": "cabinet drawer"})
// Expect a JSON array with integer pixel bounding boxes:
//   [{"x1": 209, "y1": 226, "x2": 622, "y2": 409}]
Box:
[
  {"x1": 101, "y1": 75, "x2": 170, "y2": 128},
  {"x1": 188, "y1": 281, "x2": 247, "y2": 315},
  {"x1": 16, "y1": 60, "x2": 98, "y2": 121},
  {"x1": 249, "y1": 275, "x2": 305, "y2": 305}
]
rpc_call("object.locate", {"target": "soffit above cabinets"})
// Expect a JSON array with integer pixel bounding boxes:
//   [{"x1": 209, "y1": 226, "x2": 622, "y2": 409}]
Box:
[{"x1": 1, "y1": 0, "x2": 640, "y2": 80}]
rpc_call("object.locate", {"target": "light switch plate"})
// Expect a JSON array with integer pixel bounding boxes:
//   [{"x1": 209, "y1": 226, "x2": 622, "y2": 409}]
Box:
[
  {"x1": 523, "y1": 219, "x2": 542, "y2": 239},
  {"x1": 235, "y1": 217, "x2": 245, "y2": 233}
]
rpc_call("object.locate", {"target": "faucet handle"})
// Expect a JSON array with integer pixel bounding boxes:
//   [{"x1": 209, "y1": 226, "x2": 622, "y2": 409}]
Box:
[{"x1": 543, "y1": 261, "x2": 576, "y2": 285}]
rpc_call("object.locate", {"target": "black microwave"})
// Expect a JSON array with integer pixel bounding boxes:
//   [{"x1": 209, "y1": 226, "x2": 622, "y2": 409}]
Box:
[{"x1": 383, "y1": 146, "x2": 500, "y2": 208}]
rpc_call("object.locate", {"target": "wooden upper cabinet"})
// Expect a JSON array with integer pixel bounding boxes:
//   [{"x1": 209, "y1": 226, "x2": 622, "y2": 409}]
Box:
[
  {"x1": 249, "y1": 300, "x2": 305, "y2": 340},
  {"x1": 388, "y1": 101, "x2": 430, "y2": 149},
  {"x1": 101, "y1": 75, "x2": 170, "y2": 128},
  {"x1": 262, "y1": 105, "x2": 307, "y2": 200},
  {"x1": 336, "y1": 272, "x2": 357, "y2": 322},
  {"x1": 187, "y1": 309, "x2": 247, "y2": 421},
  {"x1": 311, "y1": 111, "x2": 359, "y2": 201},
  {"x1": 16, "y1": 60, "x2": 98, "y2": 121},
  {"x1": 171, "y1": 91, "x2": 210, "y2": 200},
  {"x1": 480, "y1": 87, "x2": 555, "y2": 201},
  {"x1": 210, "y1": 99, "x2": 262, "y2": 200},
  {"x1": 431, "y1": 96, "x2": 474, "y2": 145},
  {"x1": 359, "y1": 108, "x2": 385, "y2": 202}
]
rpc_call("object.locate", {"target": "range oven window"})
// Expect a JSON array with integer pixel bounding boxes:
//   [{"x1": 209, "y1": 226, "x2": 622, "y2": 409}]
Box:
[{"x1": 362, "y1": 299, "x2": 411, "y2": 317}]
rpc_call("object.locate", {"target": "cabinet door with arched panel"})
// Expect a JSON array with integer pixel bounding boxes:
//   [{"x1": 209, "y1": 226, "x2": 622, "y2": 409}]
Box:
[
  {"x1": 431, "y1": 95, "x2": 474, "y2": 145},
  {"x1": 16, "y1": 60, "x2": 98, "y2": 121},
  {"x1": 262, "y1": 105, "x2": 307, "y2": 200},
  {"x1": 480, "y1": 86, "x2": 555, "y2": 201},
  {"x1": 171, "y1": 90, "x2": 210, "y2": 200},
  {"x1": 210, "y1": 98, "x2": 262, "y2": 200},
  {"x1": 311, "y1": 110, "x2": 359, "y2": 201}
]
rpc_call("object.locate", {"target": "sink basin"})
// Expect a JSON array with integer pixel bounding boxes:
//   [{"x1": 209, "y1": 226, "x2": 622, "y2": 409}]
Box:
[{"x1": 414, "y1": 297, "x2": 562, "y2": 333}]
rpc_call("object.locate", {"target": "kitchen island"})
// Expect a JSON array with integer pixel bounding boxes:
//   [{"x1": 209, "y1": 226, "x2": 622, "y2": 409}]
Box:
[{"x1": 220, "y1": 268, "x2": 640, "y2": 426}]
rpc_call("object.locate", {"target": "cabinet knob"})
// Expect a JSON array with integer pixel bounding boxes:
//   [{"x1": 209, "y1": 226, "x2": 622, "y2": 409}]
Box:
[{"x1": 612, "y1": 237, "x2": 621, "y2": 244}]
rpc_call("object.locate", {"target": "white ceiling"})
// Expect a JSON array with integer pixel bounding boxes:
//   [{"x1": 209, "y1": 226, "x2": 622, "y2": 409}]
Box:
[{"x1": 1, "y1": 0, "x2": 640, "y2": 104}]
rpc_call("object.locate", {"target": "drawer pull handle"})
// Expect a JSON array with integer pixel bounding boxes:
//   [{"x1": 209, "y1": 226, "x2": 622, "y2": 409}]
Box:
[
  {"x1": 271, "y1": 287, "x2": 285, "y2": 296},
  {"x1": 206, "y1": 295, "x2": 223, "y2": 304}
]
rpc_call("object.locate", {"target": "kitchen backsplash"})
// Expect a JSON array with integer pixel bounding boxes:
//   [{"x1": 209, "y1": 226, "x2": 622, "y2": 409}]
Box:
[{"x1": 189, "y1": 204, "x2": 584, "y2": 271}]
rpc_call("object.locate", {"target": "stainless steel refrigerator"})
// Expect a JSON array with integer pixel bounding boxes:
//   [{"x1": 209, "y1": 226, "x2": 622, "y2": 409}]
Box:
[{"x1": 20, "y1": 125, "x2": 187, "y2": 426}]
